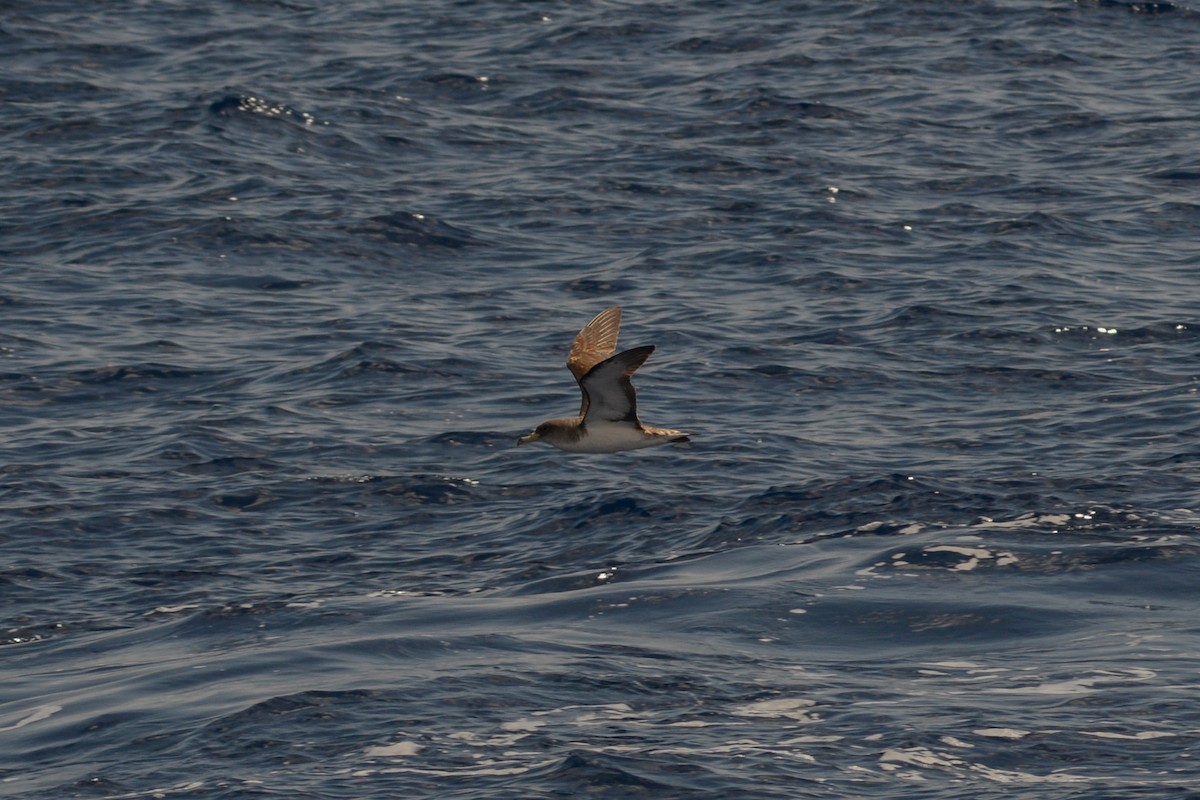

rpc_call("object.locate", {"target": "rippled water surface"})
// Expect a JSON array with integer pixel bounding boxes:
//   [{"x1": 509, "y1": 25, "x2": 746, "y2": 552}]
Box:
[{"x1": 4, "y1": 1, "x2": 1200, "y2": 798}]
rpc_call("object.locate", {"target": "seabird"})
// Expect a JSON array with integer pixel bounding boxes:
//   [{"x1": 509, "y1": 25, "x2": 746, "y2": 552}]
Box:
[{"x1": 517, "y1": 307, "x2": 691, "y2": 453}]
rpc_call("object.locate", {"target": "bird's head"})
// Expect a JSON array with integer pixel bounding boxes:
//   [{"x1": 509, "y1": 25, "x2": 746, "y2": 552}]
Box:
[{"x1": 517, "y1": 423, "x2": 550, "y2": 446}]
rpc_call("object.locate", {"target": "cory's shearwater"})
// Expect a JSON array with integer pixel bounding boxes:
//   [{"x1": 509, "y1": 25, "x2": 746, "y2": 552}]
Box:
[{"x1": 517, "y1": 306, "x2": 691, "y2": 453}]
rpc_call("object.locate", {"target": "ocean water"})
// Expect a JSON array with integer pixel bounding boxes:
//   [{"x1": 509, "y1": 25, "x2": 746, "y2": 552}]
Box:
[{"x1": 3, "y1": 1, "x2": 1200, "y2": 797}]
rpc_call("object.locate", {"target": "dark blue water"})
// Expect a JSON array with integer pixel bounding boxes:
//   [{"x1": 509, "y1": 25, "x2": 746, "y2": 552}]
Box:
[{"x1": 4, "y1": 1, "x2": 1200, "y2": 798}]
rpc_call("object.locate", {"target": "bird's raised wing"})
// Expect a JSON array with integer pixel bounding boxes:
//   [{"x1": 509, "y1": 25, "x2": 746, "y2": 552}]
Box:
[
  {"x1": 579, "y1": 346, "x2": 654, "y2": 425},
  {"x1": 567, "y1": 306, "x2": 622, "y2": 417}
]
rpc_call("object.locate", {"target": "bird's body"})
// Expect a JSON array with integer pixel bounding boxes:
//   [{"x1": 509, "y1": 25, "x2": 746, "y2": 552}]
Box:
[{"x1": 517, "y1": 307, "x2": 691, "y2": 453}]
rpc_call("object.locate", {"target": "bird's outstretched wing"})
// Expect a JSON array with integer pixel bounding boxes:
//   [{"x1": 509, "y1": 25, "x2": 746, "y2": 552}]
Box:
[
  {"x1": 579, "y1": 346, "x2": 654, "y2": 426},
  {"x1": 567, "y1": 306, "x2": 622, "y2": 417}
]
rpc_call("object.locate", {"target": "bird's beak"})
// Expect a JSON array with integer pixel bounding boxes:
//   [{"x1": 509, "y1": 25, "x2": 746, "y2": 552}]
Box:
[{"x1": 517, "y1": 431, "x2": 541, "y2": 446}]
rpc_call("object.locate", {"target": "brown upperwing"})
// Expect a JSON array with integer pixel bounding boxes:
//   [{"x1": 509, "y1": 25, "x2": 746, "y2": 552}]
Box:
[{"x1": 566, "y1": 306, "x2": 622, "y2": 417}]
